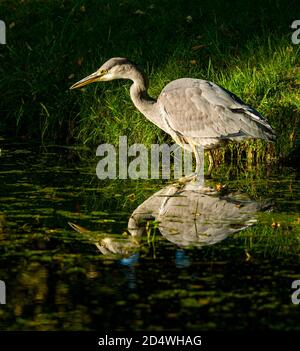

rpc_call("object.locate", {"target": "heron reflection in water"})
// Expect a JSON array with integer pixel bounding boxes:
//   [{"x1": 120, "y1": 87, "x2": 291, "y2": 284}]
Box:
[{"x1": 70, "y1": 183, "x2": 267, "y2": 256}]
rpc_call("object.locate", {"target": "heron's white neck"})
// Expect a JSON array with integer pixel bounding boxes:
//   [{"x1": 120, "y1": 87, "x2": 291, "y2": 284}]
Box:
[
  {"x1": 128, "y1": 69, "x2": 167, "y2": 132},
  {"x1": 129, "y1": 69, "x2": 155, "y2": 112}
]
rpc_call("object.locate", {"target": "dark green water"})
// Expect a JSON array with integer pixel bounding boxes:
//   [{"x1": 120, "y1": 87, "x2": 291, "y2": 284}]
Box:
[{"x1": 0, "y1": 142, "x2": 299, "y2": 331}]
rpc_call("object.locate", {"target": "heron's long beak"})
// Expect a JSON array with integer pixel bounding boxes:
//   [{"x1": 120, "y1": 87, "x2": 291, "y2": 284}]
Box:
[{"x1": 70, "y1": 71, "x2": 103, "y2": 89}]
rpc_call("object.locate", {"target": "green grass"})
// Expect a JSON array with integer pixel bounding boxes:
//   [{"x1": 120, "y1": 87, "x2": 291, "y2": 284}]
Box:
[{"x1": 0, "y1": 0, "x2": 299, "y2": 161}]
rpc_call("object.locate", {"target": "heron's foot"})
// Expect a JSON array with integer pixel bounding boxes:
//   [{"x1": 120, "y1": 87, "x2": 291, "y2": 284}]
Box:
[
  {"x1": 184, "y1": 182, "x2": 216, "y2": 192},
  {"x1": 178, "y1": 172, "x2": 198, "y2": 184},
  {"x1": 177, "y1": 173, "x2": 215, "y2": 192}
]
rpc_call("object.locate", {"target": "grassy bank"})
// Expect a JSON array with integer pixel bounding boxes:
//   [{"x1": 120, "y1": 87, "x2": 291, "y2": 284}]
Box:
[{"x1": 0, "y1": 0, "x2": 299, "y2": 161}]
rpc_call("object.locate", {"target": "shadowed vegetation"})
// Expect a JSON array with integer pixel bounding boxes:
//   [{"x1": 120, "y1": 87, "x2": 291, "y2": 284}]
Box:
[{"x1": 0, "y1": 0, "x2": 299, "y2": 162}]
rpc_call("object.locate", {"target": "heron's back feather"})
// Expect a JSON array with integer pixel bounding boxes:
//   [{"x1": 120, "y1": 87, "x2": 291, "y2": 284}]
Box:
[{"x1": 158, "y1": 78, "x2": 275, "y2": 148}]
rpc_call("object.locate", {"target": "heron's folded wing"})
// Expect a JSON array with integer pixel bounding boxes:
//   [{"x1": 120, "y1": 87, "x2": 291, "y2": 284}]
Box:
[{"x1": 158, "y1": 79, "x2": 275, "y2": 140}]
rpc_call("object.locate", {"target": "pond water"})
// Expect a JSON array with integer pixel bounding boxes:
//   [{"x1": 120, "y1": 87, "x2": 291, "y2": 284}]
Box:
[{"x1": 0, "y1": 142, "x2": 299, "y2": 331}]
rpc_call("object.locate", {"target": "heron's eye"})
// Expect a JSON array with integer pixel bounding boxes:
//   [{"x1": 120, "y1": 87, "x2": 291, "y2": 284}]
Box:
[{"x1": 99, "y1": 69, "x2": 107, "y2": 75}]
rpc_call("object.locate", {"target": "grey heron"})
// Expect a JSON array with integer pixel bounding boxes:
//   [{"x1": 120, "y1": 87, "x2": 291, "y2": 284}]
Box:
[{"x1": 70, "y1": 57, "x2": 275, "y2": 179}]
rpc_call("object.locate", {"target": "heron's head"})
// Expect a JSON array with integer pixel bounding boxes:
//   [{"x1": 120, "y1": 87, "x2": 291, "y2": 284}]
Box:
[{"x1": 70, "y1": 57, "x2": 136, "y2": 89}]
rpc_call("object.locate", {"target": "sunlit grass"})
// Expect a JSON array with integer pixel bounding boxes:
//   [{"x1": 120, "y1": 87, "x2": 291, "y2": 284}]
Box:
[{"x1": 0, "y1": 0, "x2": 299, "y2": 162}]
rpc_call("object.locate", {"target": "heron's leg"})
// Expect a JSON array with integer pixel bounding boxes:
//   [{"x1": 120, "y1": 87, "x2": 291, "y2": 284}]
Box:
[
  {"x1": 207, "y1": 150, "x2": 214, "y2": 175},
  {"x1": 177, "y1": 143, "x2": 204, "y2": 184},
  {"x1": 192, "y1": 144, "x2": 204, "y2": 185}
]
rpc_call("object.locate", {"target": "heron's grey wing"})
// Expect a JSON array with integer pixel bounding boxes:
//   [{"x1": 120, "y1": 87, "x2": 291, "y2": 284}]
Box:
[
  {"x1": 156, "y1": 188, "x2": 260, "y2": 247},
  {"x1": 158, "y1": 79, "x2": 275, "y2": 141}
]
